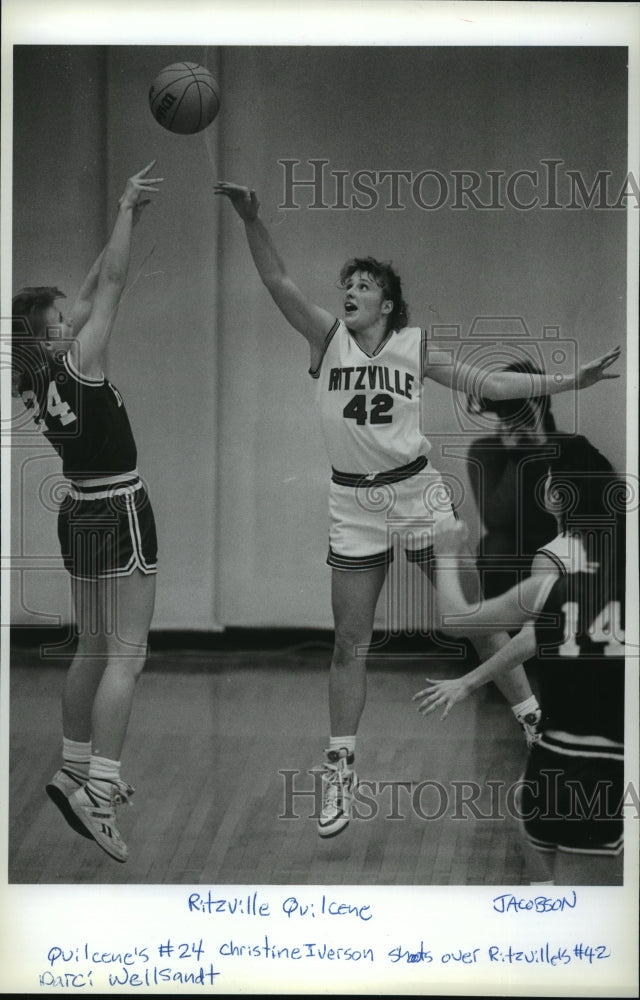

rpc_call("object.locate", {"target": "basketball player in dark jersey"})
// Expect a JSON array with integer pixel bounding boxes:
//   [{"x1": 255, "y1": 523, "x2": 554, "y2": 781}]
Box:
[
  {"x1": 12, "y1": 161, "x2": 164, "y2": 863},
  {"x1": 214, "y1": 180, "x2": 620, "y2": 840},
  {"x1": 414, "y1": 436, "x2": 625, "y2": 884},
  {"x1": 466, "y1": 360, "x2": 562, "y2": 600}
]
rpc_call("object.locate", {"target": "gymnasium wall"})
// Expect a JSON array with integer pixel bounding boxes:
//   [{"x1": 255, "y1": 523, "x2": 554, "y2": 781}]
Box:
[
  {"x1": 10, "y1": 45, "x2": 629, "y2": 632},
  {"x1": 11, "y1": 47, "x2": 109, "y2": 631}
]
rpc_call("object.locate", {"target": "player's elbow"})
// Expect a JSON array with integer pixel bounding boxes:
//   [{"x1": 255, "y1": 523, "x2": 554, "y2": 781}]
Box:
[
  {"x1": 262, "y1": 271, "x2": 291, "y2": 296},
  {"x1": 262, "y1": 274, "x2": 282, "y2": 295},
  {"x1": 101, "y1": 265, "x2": 127, "y2": 290}
]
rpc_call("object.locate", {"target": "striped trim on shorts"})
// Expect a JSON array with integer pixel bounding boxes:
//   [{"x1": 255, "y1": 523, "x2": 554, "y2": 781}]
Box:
[
  {"x1": 57, "y1": 470, "x2": 158, "y2": 580},
  {"x1": 519, "y1": 732, "x2": 624, "y2": 856},
  {"x1": 327, "y1": 455, "x2": 455, "y2": 571}
]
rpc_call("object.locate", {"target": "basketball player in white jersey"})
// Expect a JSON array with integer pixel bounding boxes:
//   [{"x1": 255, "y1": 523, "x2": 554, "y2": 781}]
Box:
[
  {"x1": 12, "y1": 162, "x2": 163, "y2": 862},
  {"x1": 214, "y1": 181, "x2": 621, "y2": 839},
  {"x1": 414, "y1": 436, "x2": 625, "y2": 885}
]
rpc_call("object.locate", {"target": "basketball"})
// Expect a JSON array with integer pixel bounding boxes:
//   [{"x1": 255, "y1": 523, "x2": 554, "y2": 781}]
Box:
[{"x1": 149, "y1": 62, "x2": 220, "y2": 135}]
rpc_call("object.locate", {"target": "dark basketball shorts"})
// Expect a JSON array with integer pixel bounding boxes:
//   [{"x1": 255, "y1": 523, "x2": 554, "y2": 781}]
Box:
[
  {"x1": 518, "y1": 732, "x2": 624, "y2": 856},
  {"x1": 327, "y1": 456, "x2": 457, "y2": 571},
  {"x1": 57, "y1": 472, "x2": 158, "y2": 580}
]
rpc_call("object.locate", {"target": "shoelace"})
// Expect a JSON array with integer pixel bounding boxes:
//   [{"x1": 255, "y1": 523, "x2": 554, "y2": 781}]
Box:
[
  {"x1": 111, "y1": 781, "x2": 135, "y2": 806},
  {"x1": 519, "y1": 712, "x2": 542, "y2": 748},
  {"x1": 321, "y1": 763, "x2": 351, "y2": 806}
]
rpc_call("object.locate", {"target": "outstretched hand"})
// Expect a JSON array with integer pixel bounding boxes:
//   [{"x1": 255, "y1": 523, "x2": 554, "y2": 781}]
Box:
[
  {"x1": 214, "y1": 181, "x2": 260, "y2": 221},
  {"x1": 119, "y1": 160, "x2": 164, "y2": 212},
  {"x1": 576, "y1": 346, "x2": 621, "y2": 389},
  {"x1": 412, "y1": 677, "x2": 470, "y2": 720}
]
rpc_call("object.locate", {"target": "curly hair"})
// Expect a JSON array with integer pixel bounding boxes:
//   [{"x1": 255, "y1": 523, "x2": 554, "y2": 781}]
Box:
[{"x1": 338, "y1": 257, "x2": 409, "y2": 332}]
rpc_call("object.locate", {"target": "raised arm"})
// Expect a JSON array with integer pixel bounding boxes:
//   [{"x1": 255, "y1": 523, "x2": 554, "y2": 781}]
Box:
[
  {"x1": 423, "y1": 342, "x2": 621, "y2": 400},
  {"x1": 70, "y1": 161, "x2": 163, "y2": 377},
  {"x1": 214, "y1": 182, "x2": 335, "y2": 358},
  {"x1": 68, "y1": 198, "x2": 151, "y2": 337},
  {"x1": 67, "y1": 250, "x2": 105, "y2": 336}
]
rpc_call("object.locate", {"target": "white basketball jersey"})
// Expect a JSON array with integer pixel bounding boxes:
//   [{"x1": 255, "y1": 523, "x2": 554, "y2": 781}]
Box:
[
  {"x1": 311, "y1": 320, "x2": 431, "y2": 473},
  {"x1": 538, "y1": 532, "x2": 592, "y2": 575}
]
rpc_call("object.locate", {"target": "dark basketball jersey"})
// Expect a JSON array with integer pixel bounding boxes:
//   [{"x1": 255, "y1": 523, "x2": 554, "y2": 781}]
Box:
[
  {"x1": 468, "y1": 436, "x2": 559, "y2": 555},
  {"x1": 534, "y1": 539, "x2": 625, "y2": 743},
  {"x1": 19, "y1": 349, "x2": 137, "y2": 479}
]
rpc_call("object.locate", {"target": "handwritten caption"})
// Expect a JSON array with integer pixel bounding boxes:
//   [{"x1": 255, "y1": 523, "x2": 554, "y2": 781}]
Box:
[{"x1": 37, "y1": 888, "x2": 613, "y2": 990}]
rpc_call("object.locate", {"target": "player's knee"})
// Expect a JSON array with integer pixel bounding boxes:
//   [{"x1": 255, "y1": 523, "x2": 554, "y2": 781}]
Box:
[
  {"x1": 103, "y1": 633, "x2": 149, "y2": 667},
  {"x1": 75, "y1": 632, "x2": 108, "y2": 657},
  {"x1": 332, "y1": 626, "x2": 371, "y2": 667},
  {"x1": 106, "y1": 655, "x2": 148, "y2": 685}
]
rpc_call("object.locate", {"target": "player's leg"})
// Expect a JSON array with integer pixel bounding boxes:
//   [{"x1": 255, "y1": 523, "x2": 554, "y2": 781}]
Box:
[
  {"x1": 62, "y1": 577, "x2": 109, "y2": 741},
  {"x1": 47, "y1": 497, "x2": 109, "y2": 830},
  {"x1": 516, "y1": 755, "x2": 559, "y2": 885},
  {"x1": 329, "y1": 563, "x2": 387, "y2": 734},
  {"x1": 46, "y1": 576, "x2": 108, "y2": 838},
  {"x1": 317, "y1": 563, "x2": 388, "y2": 838},
  {"x1": 518, "y1": 744, "x2": 624, "y2": 886},
  {"x1": 90, "y1": 569, "x2": 156, "y2": 759},
  {"x1": 550, "y1": 752, "x2": 624, "y2": 886},
  {"x1": 69, "y1": 569, "x2": 156, "y2": 862}
]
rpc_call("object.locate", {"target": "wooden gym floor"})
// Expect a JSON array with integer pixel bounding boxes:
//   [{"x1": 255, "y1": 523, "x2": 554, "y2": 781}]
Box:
[{"x1": 8, "y1": 630, "x2": 535, "y2": 886}]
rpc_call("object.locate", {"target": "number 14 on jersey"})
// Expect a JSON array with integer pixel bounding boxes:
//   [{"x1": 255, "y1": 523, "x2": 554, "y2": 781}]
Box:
[{"x1": 560, "y1": 601, "x2": 625, "y2": 657}]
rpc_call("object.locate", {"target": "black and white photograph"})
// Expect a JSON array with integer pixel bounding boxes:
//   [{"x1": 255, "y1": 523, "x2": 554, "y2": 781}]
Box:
[{"x1": 1, "y1": 0, "x2": 638, "y2": 995}]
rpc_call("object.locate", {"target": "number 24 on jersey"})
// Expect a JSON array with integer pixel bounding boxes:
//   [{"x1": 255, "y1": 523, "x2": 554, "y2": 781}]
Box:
[{"x1": 22, "y1": 383, "x2": 77, "y2": 427}]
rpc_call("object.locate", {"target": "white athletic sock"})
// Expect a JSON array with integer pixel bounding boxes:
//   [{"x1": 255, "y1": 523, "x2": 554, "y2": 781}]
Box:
[
  {"x1": 62, "y1": 738, "x2": 91, "y2": 780},
  {"x1": 329, "y1": 735, "x2": 356, "y2": 758},
  {"x1": 87, "y1": 755, "x2": 121, "y2": 801},
  {"x1": 511, "y1": 694, "x2": 540, "y2": 720}
]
